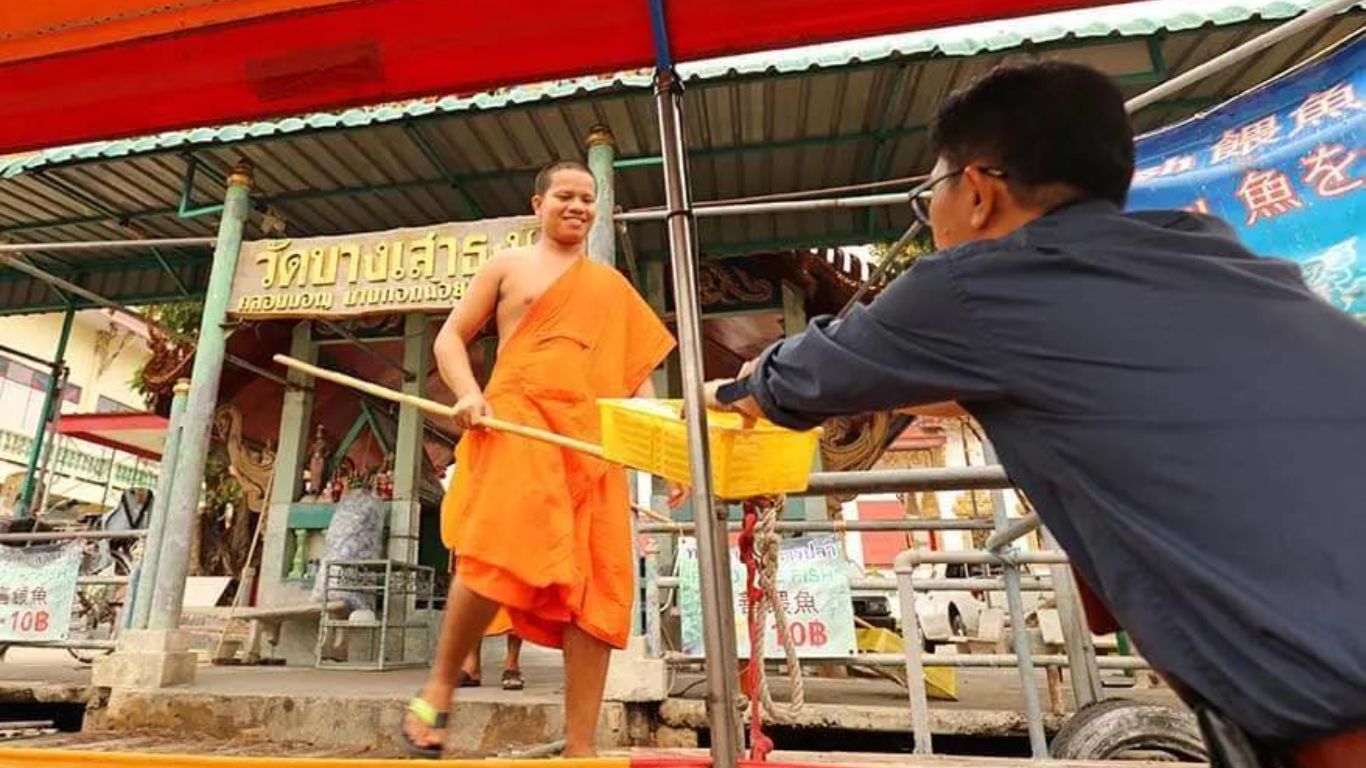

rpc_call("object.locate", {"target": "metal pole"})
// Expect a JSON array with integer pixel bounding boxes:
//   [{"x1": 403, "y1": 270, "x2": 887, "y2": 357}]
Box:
[
  {"x1": 0, "y1": 254, "x2": 149, "y2": 325},
  {"x1": 149, "y1": 163, "x2": 252, "y2": 632},
  {"x1": 225, "y1": 354, "x2": 292, "y2": 387},
  {"x1": 586, "y1": 125, "x2": 617, "y2": 268},
  {"x1": 984, "y1": 511, "x2": 1041, "y2": 551},
  {"x1": 0, "y1": 343, "x2": 53, "y2": 368},
  {"x1": 1125, "y1": 0, "x2": 1360, "y2": 113},
  {"x1": 315, "y1": 319, "x2": 414, "y2": 381},
  {"x1": 893, "y1": 552, "x2": 933, "y2": 753},
  {"x1": 838, "y1": 221, "x2": 923, "y2": 319},
  {"x1": 616, "y1": 188, "x2": 921, "y2": 222},
  {"x1": 0, "y1": 530, "x2": 147, "y2": 543},
  {"x1": 131, "y1": 379, "x2": 190, "y2": 630},
  {"x1": 654, "y1": 576, "x2": 1054, "y2": 592},
  {"x1": 0, "y1": 237, "x2": 215, "y2": 253},
  {"x1": 798, "y1": 466, "x2": 1011, "y2": 496},
  {"x1": 984, "y1": 442, "x2": 1048, "y2": 758},
  {"x1": 639, "y1": 518, "x2": 996, "y2": 534},
  {"x1": 33, "y1": 367, "x2": 70, "y2": 517},
  {"x1": 17, "y1": 307, "x2": 75, "y2": 517},
  {"x1": 900, "y1": 550, "x2": 1069, "y2": 566},
  {"x1": 1042, "y1": 525, "x2": 1103, "y2": 708},
  {"x1": 654, "y1": 67, "x2": 744, "y2": 766}
]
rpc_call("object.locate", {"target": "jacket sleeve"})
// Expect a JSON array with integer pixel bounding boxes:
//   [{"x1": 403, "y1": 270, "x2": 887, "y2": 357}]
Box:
[{"x1": 748, "y1": 256, "x2": 1005, "y2": 430}]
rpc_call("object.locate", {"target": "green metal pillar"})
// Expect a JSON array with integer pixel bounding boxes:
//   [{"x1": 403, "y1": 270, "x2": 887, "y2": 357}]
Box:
[
  {"x1": 131, "y1": 379, "x2": 190, "y2": 630},
  {"x1": 586, "y1": 125, "x2": 617, "y2": 267},
  {"x1": 17, "y1": 307, "x2": 75, "y2": 518},
  {"x1": 150, "y1": 163, "x2": 253, "y2": 632},
  {"x1": 389, "y1": 313, "x2": 429, "y2": 565}
]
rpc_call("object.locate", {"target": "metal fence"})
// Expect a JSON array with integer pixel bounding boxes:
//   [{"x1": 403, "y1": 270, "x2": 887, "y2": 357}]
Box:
[
  {"x1": 636, "y1": 464, "x2": 1146, "y2": 758},
  {"x1": 0, "y1": 528, "x2": 145, "y2": 655}
]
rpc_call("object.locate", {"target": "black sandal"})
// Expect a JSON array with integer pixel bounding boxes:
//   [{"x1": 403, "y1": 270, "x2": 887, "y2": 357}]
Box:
[
  {"x1": 501, "y1": 668, "x2": 524, "y2": 691},
  {"x1": 397, "y1": 696, "x2": 447, "y2": 759}
]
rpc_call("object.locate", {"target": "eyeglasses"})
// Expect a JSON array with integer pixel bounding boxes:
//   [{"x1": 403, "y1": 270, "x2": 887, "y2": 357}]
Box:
[{"x1": 909, "y1": 166, "x2": 1009, "y2": 229}]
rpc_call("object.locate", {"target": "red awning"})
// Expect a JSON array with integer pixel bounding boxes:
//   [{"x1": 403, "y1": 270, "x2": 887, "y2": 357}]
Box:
[
  {"x1": 56, "y1": 412, "x2": 169, "y2": 461},
  {"x1": 1, "y1": 0, "x2": 1109, "y2": 154}
]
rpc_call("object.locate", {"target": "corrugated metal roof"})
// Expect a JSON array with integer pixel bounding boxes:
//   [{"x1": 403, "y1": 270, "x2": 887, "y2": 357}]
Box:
[
  {"x1": 0, "y1": 0, "x2": 1362, "y2": 315},
  {"x1": 1, "y1": 0, "x2": 1354, "y2": 180}
]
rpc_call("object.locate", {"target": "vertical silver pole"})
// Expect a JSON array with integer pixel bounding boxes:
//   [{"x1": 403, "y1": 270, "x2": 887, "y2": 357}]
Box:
[
  {"x1": 1044, "y1": 525, "x2": 1103, "y2": 708},
  {"x1": 984, "y1": 442, "x2": 1048, "y2": 758},
  {"x1": 894, "y1": 552, "x2": 933, "y2": 753},
  {"x1": 644, "y1": 538, "x2": 663, "y2": 658},
  {"x1": 654, "y1": 68, "x2": 744, "y2": 767},
  {"x1": 131, "y1": 379, "x2": 190, "y2": 629}
]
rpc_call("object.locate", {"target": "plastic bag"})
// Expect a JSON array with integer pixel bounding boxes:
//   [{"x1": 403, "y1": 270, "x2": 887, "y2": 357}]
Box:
[{"x1": 310, "y1": 488, "x2": 385, "y2": 609}]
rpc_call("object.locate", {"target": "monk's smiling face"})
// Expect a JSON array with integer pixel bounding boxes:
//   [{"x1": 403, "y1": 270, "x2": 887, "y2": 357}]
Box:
[{"x1": 533, "y1": 168, "x2": 597, "y2": 247}]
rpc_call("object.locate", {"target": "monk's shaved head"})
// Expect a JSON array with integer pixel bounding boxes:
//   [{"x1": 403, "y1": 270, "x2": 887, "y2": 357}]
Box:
[{"x1": 534, "y1": 161, "x2": 596, "y2": 197}]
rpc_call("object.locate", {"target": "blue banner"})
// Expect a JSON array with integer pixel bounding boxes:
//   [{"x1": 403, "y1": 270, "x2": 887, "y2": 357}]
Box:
[{"x1": 1128, "y1": 36, "x2": 1365, "y2": 319}]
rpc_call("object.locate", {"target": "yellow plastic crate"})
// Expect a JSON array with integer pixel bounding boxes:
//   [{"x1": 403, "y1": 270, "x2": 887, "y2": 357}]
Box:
[{"x1": 598, "y1": 399, "x2": 822, "y2": 499}]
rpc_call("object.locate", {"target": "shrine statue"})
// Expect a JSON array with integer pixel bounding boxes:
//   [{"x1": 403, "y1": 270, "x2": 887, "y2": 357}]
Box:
[{"x1": 306, "y1": 425, "x2": 329, "y2": 496}]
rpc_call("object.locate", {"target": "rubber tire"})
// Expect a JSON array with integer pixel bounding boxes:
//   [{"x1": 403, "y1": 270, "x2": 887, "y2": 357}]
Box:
[{"x1": 1050, "y1": 698, "x2": 1207, "y2": 761}]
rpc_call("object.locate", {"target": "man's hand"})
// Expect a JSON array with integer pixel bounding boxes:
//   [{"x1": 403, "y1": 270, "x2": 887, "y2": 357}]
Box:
[
  {"x1": 452, "y1": 391, "x2": 493, "y2": 431},
  {"x1": 666, "y1": 482, "x2": 688, "y2": 509},
  {"x1": 704, "y1": 379, "x2": 764, "y2": 421}
]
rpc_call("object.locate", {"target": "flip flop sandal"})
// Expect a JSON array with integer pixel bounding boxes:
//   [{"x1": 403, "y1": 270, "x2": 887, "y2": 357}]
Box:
[
  {"x1": 397, "y1": 696, "x2": 447, "y2": 759},
  {"x1": 501, "y1": 668, "x2": 525, "y2": 691},
  {"x1": 458, "y1": 670, "x2": 482, "y2": 688}
]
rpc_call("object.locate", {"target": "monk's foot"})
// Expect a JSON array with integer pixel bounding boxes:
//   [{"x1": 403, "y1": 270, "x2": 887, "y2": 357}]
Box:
[
  {"x1": 401, "y1": 709, "x2": 446, "y2": 751},
  {"x1": 400, "y1": 689, "x2": 452, "y2": 756}
]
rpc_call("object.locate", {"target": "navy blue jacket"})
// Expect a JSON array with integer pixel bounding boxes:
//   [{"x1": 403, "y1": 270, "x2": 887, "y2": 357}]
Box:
[{"x1": 747, "y1": 199, "x2": 1366, "y2": 744}]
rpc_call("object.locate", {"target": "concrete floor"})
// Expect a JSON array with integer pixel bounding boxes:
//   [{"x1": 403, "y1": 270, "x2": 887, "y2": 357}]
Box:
[{"x1": 0, "y1": 645, "x2": 1185, "y2": 753}]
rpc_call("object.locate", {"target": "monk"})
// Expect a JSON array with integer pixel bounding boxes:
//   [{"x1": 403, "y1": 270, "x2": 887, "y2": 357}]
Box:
[
  {"x1": 459, "y1": 617, "x2": 523, "y2": 690},
  {"x1": 400, "y1": 161, "x2": 678, "y2": 758}
]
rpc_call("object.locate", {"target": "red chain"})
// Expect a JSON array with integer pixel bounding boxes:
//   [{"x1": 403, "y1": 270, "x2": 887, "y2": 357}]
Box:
[{"x1": 738, "y1": 499, "x2": 773, "y2": 762}]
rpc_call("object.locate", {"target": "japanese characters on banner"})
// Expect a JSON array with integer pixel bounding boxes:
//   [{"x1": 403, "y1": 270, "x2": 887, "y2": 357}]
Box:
[
  {"x1": 0, "y1": 543, "x2": 81, "y2": 642},
  {"x1": 1128, "y1": 36, "x2": 1364, "y2": 320},
  {"x1": 676, "y1": 534, "x2": 856, "y2": 659}
]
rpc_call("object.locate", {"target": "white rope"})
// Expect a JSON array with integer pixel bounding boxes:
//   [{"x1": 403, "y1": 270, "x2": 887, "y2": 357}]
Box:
[{"x1": 749, "y1": 498, "x2": 805, "y2": 721}]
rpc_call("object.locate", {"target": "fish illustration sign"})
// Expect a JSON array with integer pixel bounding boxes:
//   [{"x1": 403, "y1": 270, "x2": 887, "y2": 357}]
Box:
[{"x1": 1128, "y1": 36, "x2": 1364, "y2": 320}]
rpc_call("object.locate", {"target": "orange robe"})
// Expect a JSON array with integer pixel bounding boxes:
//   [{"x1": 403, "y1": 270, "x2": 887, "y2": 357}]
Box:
[{"x1": 441, "y1": 257, "x2": 675, "y2": 650}]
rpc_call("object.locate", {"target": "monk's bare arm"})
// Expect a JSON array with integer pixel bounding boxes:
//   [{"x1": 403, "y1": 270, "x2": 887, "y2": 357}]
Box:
[
  {"x1": 434, "y1": 256, "x2": 506, "y2": 402},
  {"x1": 632, "y1": 377, "x2": 656, "y2": 398}
]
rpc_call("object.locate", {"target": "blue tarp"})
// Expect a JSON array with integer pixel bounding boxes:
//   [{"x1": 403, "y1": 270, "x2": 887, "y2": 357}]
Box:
[{"x1": 1130, "y1": 36, "x2": 1365, "y2": 319}]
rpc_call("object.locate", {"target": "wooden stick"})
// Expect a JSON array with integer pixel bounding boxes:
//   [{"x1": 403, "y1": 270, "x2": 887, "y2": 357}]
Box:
[{"x1": 272, "y1": 354, "x2": 607, "y2": 459}]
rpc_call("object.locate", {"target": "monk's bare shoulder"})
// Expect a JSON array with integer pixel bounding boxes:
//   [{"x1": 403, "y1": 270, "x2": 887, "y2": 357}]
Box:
[{"x1": 485, "y1": 247, "x2": 538, "y2": 284}]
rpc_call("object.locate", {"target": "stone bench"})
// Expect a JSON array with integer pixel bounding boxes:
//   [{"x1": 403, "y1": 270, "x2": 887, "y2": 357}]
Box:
[{"x1": 184, "y1": 600, "x2": 348, "y2": 664}]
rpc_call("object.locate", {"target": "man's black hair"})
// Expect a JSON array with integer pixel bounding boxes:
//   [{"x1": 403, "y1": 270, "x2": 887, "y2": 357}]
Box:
[
  {"x1": 929, "y1": 60, "x2": 1135, "y2": 207},
  {"x1": 534, "y1": 161, "x2": 596, "y2": 196}
]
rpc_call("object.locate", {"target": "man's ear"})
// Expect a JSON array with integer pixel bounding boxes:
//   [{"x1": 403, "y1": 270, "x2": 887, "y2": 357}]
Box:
[
  {"x1": 531, "y1": 194, "x2": 544, "y2": 215},
  {"x1": 965, "y1": 166, "x2": 998, "y2": 231}
]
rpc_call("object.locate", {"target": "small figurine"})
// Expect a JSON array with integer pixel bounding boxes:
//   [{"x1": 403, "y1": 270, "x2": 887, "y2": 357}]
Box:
[
  {"x1": 375, "y1": 455, "x2": 395, "y2": 500},
  {"x1": 306, "y1": 425, "x2": 329, "y2": 496},
  {"x1": 329, "y1": 470, "x2": 347, "y2": 503}
]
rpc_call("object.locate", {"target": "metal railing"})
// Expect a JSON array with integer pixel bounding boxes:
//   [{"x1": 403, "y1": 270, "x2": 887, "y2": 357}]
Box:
[
  {"x1": 637, "y1": 464, "x2": 1145, "y2": 759},
  {"x1": 0, "y1": 428, "x2": 158, "y2": 489},
  {"x1": 0, "y1": 529, "x2": 146, "y2": 654}
]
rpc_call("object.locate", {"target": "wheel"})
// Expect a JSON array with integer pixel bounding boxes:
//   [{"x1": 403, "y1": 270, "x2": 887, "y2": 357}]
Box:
[
  {"x1": 65, "y1": 548, "x2": 129, "y2": 664},
  {"x1": 1050, "y1": 698, "x2": 1207, "y2": 762}
]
